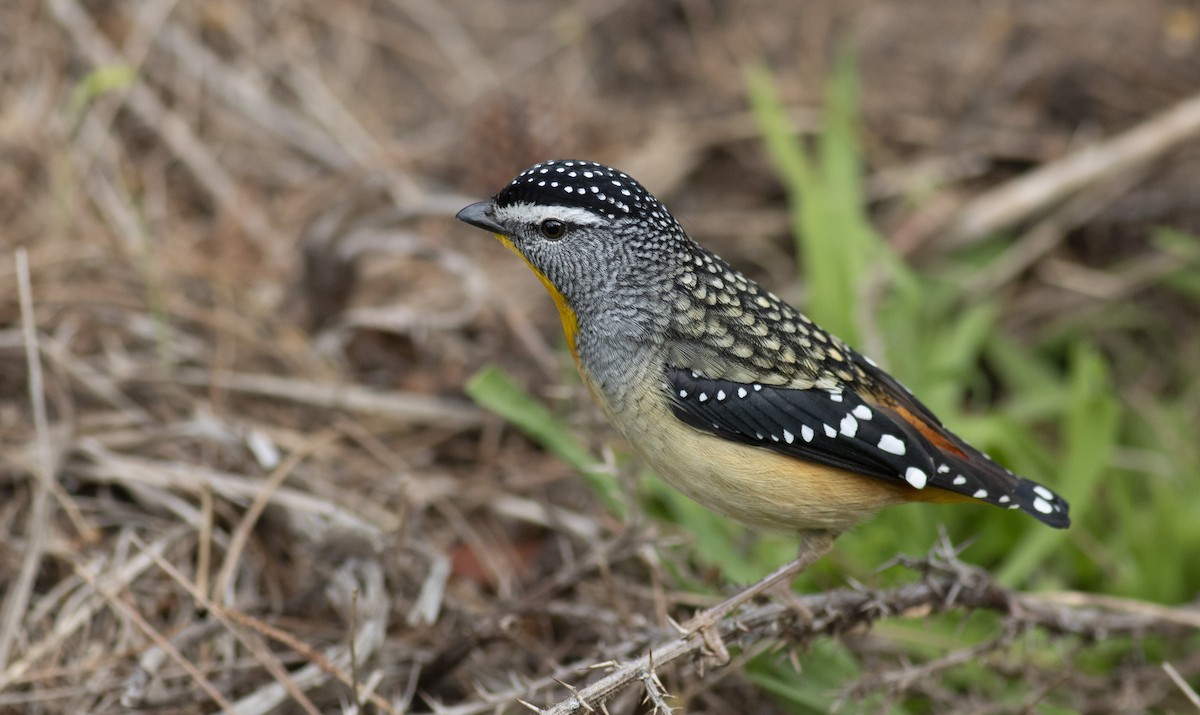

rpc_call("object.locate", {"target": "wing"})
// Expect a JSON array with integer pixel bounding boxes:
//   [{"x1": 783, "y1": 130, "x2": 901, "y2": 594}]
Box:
[{"x1": 664, "y1": 361, "x2": 1070, "y2": 528}]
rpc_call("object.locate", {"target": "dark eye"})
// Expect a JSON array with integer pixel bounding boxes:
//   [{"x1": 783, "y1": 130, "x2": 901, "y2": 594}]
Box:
[{"x1": 539, "y1": 219, "x2": 567, "y2": 240}]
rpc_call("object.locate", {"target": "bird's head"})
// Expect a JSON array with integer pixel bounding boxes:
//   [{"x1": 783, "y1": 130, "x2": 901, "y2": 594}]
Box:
[{"x1": 457, "y1": 160, "x2": 686, "y2": 348}]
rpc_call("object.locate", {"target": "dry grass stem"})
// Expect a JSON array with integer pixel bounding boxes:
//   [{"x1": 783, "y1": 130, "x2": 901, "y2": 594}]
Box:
[
  {"x1": 0, "y1": 251, "x2": 57, "y2": 671},
  {"x1": 942, "y1": 90, "x2": 1200, "y2": 247}
]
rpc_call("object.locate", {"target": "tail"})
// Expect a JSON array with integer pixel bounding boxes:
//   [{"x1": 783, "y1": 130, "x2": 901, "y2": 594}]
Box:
[{"x1": 1009, "y1": 476, "x2": 1071, "y2": 528}]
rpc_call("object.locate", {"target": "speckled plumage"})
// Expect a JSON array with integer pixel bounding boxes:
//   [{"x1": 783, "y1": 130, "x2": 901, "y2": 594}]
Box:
[
  {"x1": 458, "y1": 160, "x2": 1070, "y2": 532},
  {"x1": 663, "y1": 244, "x2": 862, "y2": 389}
]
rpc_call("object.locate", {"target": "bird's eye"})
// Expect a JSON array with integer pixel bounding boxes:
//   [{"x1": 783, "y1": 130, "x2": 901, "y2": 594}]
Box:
[{"x1": 539, "y1": 219, "x2": 567, "y2": 240}]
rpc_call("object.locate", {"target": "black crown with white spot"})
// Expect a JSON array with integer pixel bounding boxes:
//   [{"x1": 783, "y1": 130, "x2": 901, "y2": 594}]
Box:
[{"x1": 494, "y1": 159, "x2": 680, "y2": 231}]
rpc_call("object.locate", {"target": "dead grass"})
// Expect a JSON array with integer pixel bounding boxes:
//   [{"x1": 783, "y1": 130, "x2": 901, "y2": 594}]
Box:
[{"x1": 1, "y1": 1, "x2": 1199, "y2": 712}]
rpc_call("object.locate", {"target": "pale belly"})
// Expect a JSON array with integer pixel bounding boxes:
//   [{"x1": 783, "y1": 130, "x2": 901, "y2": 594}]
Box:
[{"x1": 598, "y1": 381, "x2": 909, "y2": 533}]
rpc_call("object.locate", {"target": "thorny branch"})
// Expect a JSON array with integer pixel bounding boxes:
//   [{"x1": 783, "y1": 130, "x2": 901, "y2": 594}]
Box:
[{"x1": 526, "y1": 544, "x2": 1200, "y2": 714}]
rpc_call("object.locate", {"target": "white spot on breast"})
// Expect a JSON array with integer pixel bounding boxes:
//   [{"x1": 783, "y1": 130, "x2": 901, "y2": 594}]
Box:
[
  {"x1": 1033, "y1": 497, "x2": 1053, "y2": 514},
  {"x1": 801, "y1": 425, "x2": 814, "y2": 442},
  {"x1": 716, "y1": 390, "x2": 726, "y2": 401},
  {"x1": 737, "y1": 387, "x2": 747, "y2": 398},
  {"x1": 1033, "y1": 485, "x2": 1055, "y2": 500},
  {"x1": 937, "y1": 465, "x2": 950, "y2": 474},
  {"x1": 973, "y1": 489, "x2": 988, "y2": 499},
  {"x1": 878, "y1": 434, "x2": 905, "y2": 455},
  {"x1": 952, "y1": 475, "x2": 967, "y2": 486},
  {"x1": 905, "y1": 467, "x2": 928, "y2": 489},
  {"x1": 852, "y1": 405, "x2": 872, "y2": 420},
  {"x1": 839, "y1": 415, "x2": 858, "y2": 438},
  {"x1": 679, "y1": 389, "x2": 688, "y2": 398},
  {"x1": 753, "y1": 384, "x2": 763, "y2": 391},
  {"x1": 999, "y1": 495, "x2": 1011, "y2": 504},
  {"x1": 829, "y1": 393, "x2": 843, "y2": 403},
  {"x1": 755, "y1": 432, "x2": 764, "y2": 440},
  {"x1": 783, "y1": 430, "x2": 794, "y2": 444},
  {"x1": 823, "y1": 424, "x2": 837, "y2": 438},
  {"x1": 698, "y1": 392, "x2": 708, "y2": 402}
]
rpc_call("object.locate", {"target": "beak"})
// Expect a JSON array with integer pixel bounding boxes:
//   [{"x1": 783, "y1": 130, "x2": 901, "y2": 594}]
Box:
[{"x1": 456, "y1": 201, "x2": 506, "y2": 234}]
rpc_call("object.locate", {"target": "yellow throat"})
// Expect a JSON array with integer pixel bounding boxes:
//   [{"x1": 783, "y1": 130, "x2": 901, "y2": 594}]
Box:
[{"x1": 493, "y1": 232, "x2": 580, "y2": 361}]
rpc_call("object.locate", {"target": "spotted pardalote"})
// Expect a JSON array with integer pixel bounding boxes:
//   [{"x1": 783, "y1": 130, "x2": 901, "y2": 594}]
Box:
[{"x1": 457, "y1": 160, "x2": 1069, "y2": 535}]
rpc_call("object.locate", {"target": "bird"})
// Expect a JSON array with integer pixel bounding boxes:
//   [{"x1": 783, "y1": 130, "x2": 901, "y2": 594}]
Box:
[{"x1": 457, "y1": 159, "x2": 1069, "y2": 624}]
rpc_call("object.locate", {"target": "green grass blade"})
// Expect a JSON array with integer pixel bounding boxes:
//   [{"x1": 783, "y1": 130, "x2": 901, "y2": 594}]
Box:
[
  {"x1": 995, "y1": 345, "x2": 1116, "y2": 585},
  {"x1": 67, "y1": 64, "x2": 137, "y2": 128},
  {"x1": 746, "y1": 57, "x2": 881, "y2": 346},
  {"x1": 465, "y1": 366, "x2": 625, "y2": 517}
]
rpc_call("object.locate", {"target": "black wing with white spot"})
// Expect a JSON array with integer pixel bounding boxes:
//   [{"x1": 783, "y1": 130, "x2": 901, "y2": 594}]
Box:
[{"x1": 665, "y1": 366, "x2": 1070, "y2": 528}]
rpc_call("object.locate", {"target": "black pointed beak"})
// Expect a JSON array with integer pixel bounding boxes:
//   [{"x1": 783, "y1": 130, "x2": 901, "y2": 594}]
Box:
[{"x1": 456, "y1": 201, "x2": 505, "y2": 234}]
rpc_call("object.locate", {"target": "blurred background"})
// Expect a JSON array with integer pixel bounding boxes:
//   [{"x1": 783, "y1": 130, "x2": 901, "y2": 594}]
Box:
[{"x1": 2, "y1": 0, "x2": 1199, "y2": 712}]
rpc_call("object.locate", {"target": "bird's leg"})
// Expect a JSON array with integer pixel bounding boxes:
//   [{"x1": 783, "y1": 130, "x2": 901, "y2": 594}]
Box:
[{"x1": 683, "y1": 531, "x2": 836, "y2": 635}]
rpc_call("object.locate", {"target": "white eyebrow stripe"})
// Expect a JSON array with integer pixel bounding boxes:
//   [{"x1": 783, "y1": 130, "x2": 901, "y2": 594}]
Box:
[{"x1": 492, "y1": 202, "x2": 606, "y2": 227}]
